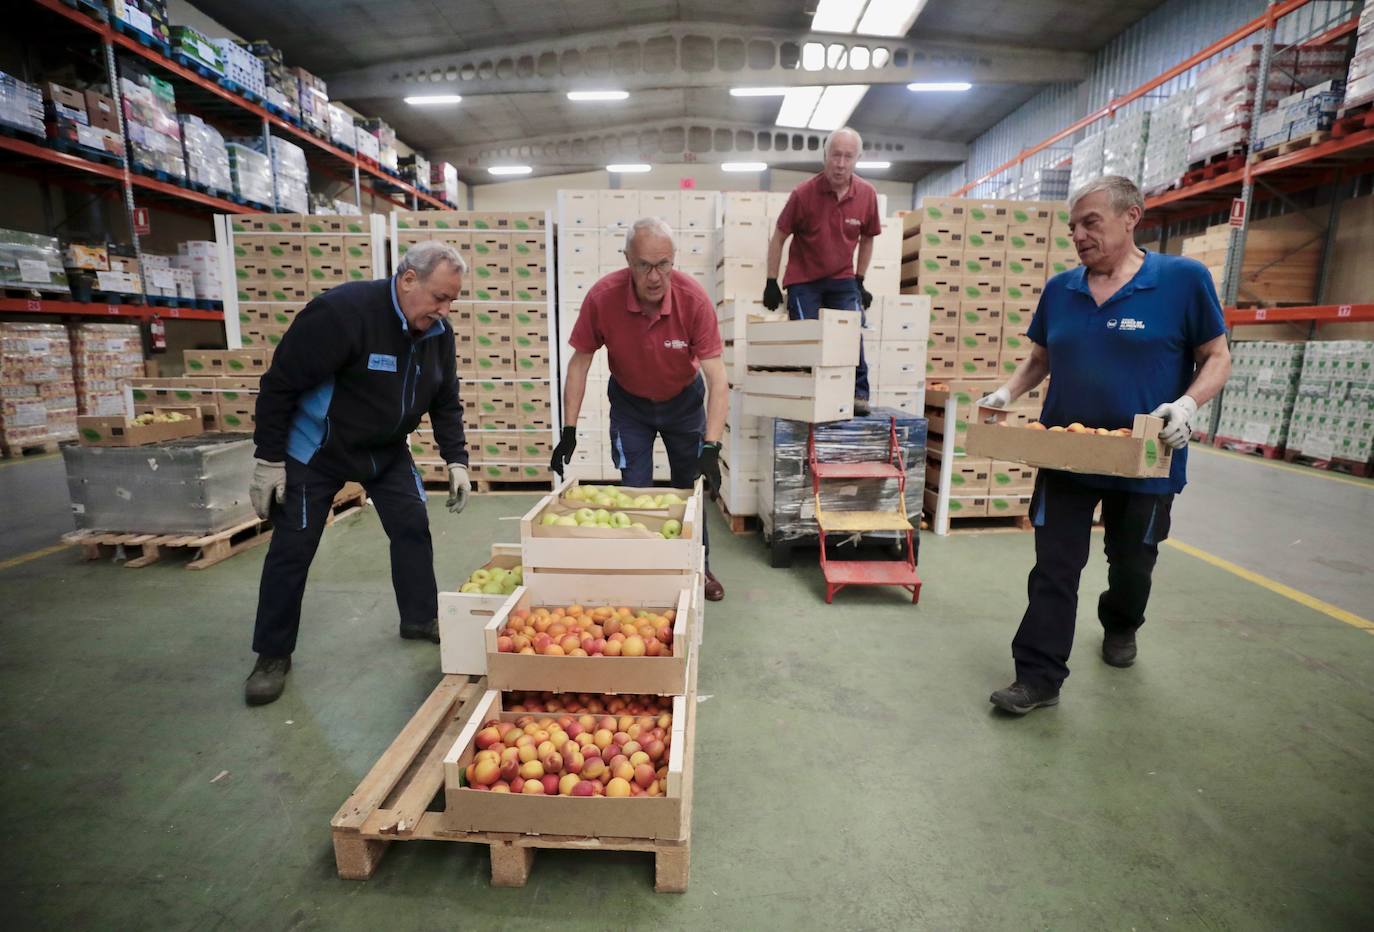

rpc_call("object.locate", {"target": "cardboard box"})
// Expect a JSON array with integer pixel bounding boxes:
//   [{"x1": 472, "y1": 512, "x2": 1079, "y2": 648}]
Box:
[
  {"x1": 987, "y1": 494, "x2": 1033, "y2": 517},
  {"x1": 914, "y1": 198, "x2": 967, "y2": 227},
  {"x1": 717, "y1": 218, "x2": 770, "y2": 260},
  {"x1": 961, "y1": 253, "x2": 1005, "y2": 277},
  {"x1": 926, "y1": 351, "x2": 958, "y2": 379},
  {"x1": 1006, "y1": 228, "x2": 1049, "y2": 252},
  {"x1": 928, "y1": 324, "x2": 960, "y2": 351},
  {"x1": 442, "y1": 688, "x2": 689, "y2": 838},
  {"x1": 183, "y1": 349, "x2": 272, "y2": 375},
  {"x1": 742, "y1": 367, "x2": 855, "y2": 423},
  {"x1": 77, "y1": 407, "x2": 203, "y2": 446},
  {"x1": 1046, "y1": 251, "x2": 1081, "y2": 276},
  {"x1": 680, "y1": 192, "x2": 719, "y2": 230},
  {"x1": 745, "y1": 310, "x2": 861, "y2": 368},
  {"x1": 913, "y1": 276, "x2": 962, "y2": 299},
  {"x1": 910, "y1": 225, "x2": 963, "y2": 251},
  {"x1": 1005, "y1": 254, "x2": 1047, "y2": 278},
  {"x1": 958, "y1": 329, "x2": 1000, "y2": 351},
  {"x1": 967, "y1": 413, "x2": 1173, "y2": 478},
  {"x1": 84, "y1": 90, "x2": 119, "y2": 132},
  {"x1": 723, "y1": 191, "x2": 767, "y2": 219},
  {"x1": 926, "y1": 448, "x2": 992, "y2": 493},
  {"x1": 1003, "y1": 279, "x2": 1043, "y2": 303},
  {"x1": 959, "y1": 302, "x2": 1003, "y2": 329},
  {"x1": 597, "y1": 191, "x2": 639, "y2": 228},
  {"x1": 989, "y1": 461, "x2": 1037, "y2": 494},
  {"x1": 716, "y1": 258, "x2": 767, "y2": 300},
  {"x1": 963, "y1": 227, "x2": 1007, "y2": 251},
  {"x1": 924, "y1": 488, "x2": 988, "y2": 518},
  {"x1": 961, "y1": 279, "x2": 1003, "y2": 301},
  {"x1": 955, "y1": 351, "x2": 999, "y2": 378},
  {"x1": 514, "y1": 346, "x2": 551, "y2": 375},
  {"x1": 880, "y1": 295, "x2": 930, "y2": 342},
  {"x1": 1001, "y1": 303, "x2": 1034, "y2": 331}
]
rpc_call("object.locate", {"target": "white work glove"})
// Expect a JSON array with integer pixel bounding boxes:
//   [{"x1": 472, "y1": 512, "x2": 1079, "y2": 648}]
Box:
[
  {"x1": 446, "y1": 463, "x2": 470, "y2": 514},
  {"x1": 249, "y1": 458, "x2": 286, "y2": 519},
  {"x1": 976, "y1": 386, "x2": 1013, "y2": 409},
  {"x1": 1149, "y1": 395, "x2": 1198, "y2": 450}
]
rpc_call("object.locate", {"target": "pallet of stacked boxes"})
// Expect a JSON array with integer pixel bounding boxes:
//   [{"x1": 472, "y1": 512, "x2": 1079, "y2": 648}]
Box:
[
  {"x1": 1346, "y1": 4, "x2": 1374, "y2": 110},
  {"x1": 394, "y1": 210, "x2": 555, "y2": 491},
  {"x1": 556, "y1": 190, "x2": 719, "y2": 484},
  {"x1": 71, "y1": 322, "x2": 144, "y2": 417},
  {"x1": 1180, "y1": 221, "x2": 1318, "y2": 307},
  {"x1": 1211, "y1": 341, "x2": 1305, "y2": 457},
  {"x1": 1285, "y1": 340, "x2": 1374, "y2": 475},
  {"x1": 1, "y1": 323, "x2": 72, "y2": 456}
]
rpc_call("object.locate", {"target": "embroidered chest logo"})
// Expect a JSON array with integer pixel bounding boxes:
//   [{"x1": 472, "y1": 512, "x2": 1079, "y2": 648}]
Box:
[
  {"x1": 664, "y1": 339, "x2": 689, "y2": 350},
  {"x1": 844, "y1": 217, "x2": 862, "y2": 226},
  {"x1": 1118, "y1": 317, "x2": 1146, "y2": 331}
]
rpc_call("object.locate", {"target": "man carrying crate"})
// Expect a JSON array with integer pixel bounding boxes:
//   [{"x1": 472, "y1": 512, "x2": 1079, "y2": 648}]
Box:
[
  {"x1": 550, "y1": 217, "x2": 729, "y2": 601},
  {"x1": 243, "y1": 241, "x2": 473, "y2": 706},
  {"x1": 761, "y1": 126, "x2": 882, "y2": 417},
  {"x1": 978, "y1": 175, "x2": 1232, "y2": 715}
]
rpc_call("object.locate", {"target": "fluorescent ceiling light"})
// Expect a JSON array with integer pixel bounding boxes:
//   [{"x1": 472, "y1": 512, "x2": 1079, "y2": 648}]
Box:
[
  {"x1": 907, "y1": 81, "x2": 972, "y2": 92},
  {"x1": 606, "y1": 163, "x2": 651, "y2": 173},
  {"x1": 812, "y1": 0, "x2": 863, "y2": 33},
  {"x1": 730, "y1": 87, "x2": 789, "y2": 97},
  {"x1": 488, "y1": 165, "x2": 533, "y2": 176},
  {"x1": 567, "y1": 90, "x2": 629, "y2": 101},
  {"x1": 404, "y1": 94, "x2": 462, "y2": 105},
  {"x1": 721, "y1": 162, "x2": 767, "y2": 172},
  {"x1": 857, "y1": 160, "x2": 891, "y2": 170},
  {"x1": 855, "y1": 0, "x2": 929, "y2": 37},
  {"x1": 776, "y1": 86, "x2": 825, "y2": 128},
  {"x1": 807, "y1": 84, "x2": 869, "y2": 131}
]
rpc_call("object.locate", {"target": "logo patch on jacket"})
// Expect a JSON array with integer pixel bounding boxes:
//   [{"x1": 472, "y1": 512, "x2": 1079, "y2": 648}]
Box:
[{"x1": 367, "y1": 353, "x2": 398, "y2": 372}]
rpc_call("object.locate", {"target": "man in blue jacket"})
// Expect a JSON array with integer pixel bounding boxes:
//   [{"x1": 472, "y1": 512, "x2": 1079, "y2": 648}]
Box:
[
  {"x1": 243, "y1": 241, "x2": 471, "y2": 706},
  {"x1": 979, "y1": 175, "x2": 1232, "y2": 715}
]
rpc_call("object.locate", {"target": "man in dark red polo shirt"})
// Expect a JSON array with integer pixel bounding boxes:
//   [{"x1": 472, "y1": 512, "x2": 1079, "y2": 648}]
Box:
[
  {"x1": 763, "y1": 126, "x2": 882, "y2": 416},
  {"x1": 550, "y1": 217, "x2": 729, "y2": 600}
]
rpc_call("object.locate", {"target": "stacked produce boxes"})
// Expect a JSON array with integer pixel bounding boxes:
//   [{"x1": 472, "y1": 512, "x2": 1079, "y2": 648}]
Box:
[
  {"x1": 119, "y1": 64, "x2": 186, "y2": 180},
  {"x1": 1, "y1": 323, "x2": 77, "y2": 451},
  {"x1": 1287, "y1": 341, "x2": 1374, "y2": 468},
  {"x1": 0, "y1": 70, "x2": 46, "y2": 137},
  {"x1": 71, "y1": 323, "x2": 144, "y2": 417},
  {"x1": 178, "y1": 114, "x2": 232, "y2": 194},
  {"x1": 1212, "y1": 341, "x2": 1305, "y2": 450},
  {"x1": 1, "y1": 229, "x2": 70, "y2": 295},
  {"x1": 1141, "y1": 88, "x2": 1196, "y2": 195},
  {"x1": 393, "y1": 210, "x2": 555, "y2": 488},
  {"x1": 1101, "y1": 109, "x2": 1151, "y2": 187},
  {"x1": 1346, "y1": 3, "x2": 1374, "y2": 109}
]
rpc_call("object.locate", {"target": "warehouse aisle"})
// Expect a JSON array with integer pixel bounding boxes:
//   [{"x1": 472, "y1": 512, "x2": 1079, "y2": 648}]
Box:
[
  {"x1": 1172, "y1": 443, "x2": 1374, "y2": 618},
  {"x1": 3, "y1": 486, "x2": 1372, "y2": 929}
]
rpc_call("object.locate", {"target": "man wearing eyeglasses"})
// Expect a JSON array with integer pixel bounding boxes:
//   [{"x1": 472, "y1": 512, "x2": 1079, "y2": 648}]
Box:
[
  {"x1": 551, "y1": 217, "x2": 729, "y2": 601},
  {"x1": 763, "y1": 125, "x2": 880, "y2": 417}
]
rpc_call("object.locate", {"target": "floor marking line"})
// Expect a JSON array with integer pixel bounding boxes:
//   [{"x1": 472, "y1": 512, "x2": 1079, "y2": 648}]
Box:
[
  {"x1": 0, "y1": 542, "x2": 73, "y2": 572},
  {"x1": 1189, "y1": 443, "x2": 1372, "y2": 489},
  {"x1": 0, "y1": 452, "x2": 60, "y2": 469},
  {"x1": 1165, "y1": 538, "x2": 1374, "y2": 634}
]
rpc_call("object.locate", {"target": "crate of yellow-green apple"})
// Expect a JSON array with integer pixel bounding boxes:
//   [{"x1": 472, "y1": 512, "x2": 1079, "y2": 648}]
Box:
[
  {"x1": 440, "y1": 544, "x2": 525, "y2": 676},
  {"x1": 520, "y1": 479, "x2": 704, "y2": 572},
  {"x1": 481, "y1": 567, "x2": 695, "y2": 696}
]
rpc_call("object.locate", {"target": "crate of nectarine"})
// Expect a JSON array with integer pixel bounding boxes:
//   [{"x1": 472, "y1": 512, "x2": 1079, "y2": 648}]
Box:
[
  {"x1": 966, "y1": 410, "x2": 1174, "y2": 479},
  {"x1": 482, "y1": 571, "x2": 693, "y2": 696},
  {"x1": 442, "y1": 689, "x2": 689, "y2": 839}
]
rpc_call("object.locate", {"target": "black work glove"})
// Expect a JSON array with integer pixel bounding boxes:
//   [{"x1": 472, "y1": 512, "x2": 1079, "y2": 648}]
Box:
[
  {"x1": 697, "y1": 442, "x2": 721, "y2": 501},
  {"x1": 549, "y1": 425, "x2": 577, "y2": 477},
  {"x1": 856, "y1": 275, "x2": 873, "y2": 309},
  {"x1": 762, "y1": 278, "x2": 783, "y2": 311}
]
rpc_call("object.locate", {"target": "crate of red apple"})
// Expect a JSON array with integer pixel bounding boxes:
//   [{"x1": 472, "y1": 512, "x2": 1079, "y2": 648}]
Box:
[
  {"x1": 443, "y1": 690, "x2": 690, "y2": 838},
  {"x1": 967, "y1": 410, "x2": 1174, "y2": 479}
]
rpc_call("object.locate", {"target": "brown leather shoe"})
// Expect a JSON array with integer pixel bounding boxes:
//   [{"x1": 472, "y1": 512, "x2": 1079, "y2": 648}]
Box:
[{"x1": 704, "y1": 570, "x2": 724, "y2": 601}]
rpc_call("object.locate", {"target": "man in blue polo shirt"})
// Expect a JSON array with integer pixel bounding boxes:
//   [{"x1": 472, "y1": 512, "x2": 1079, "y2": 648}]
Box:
[{"x1": 978, "y1": 175, "x2": 1232, "y2": 715}]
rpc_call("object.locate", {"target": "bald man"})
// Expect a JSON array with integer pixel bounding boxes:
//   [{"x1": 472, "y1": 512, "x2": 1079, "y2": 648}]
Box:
[{"x1": 763, "y1": 126, "x2": 881, "y2": 417}]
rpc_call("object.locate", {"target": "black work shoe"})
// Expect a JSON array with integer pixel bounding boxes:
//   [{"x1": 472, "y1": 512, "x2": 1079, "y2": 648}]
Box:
[
  {"x1": 704, "y1": 570, "x2": 724, "y2": 602},
  {"x1": 853, "y1": 397, "x2": 871, "y2": 417},
  {"x1": 989, "y1": 681, "x2": 1060, "y2": 715},
  {"x1": 245, "y1": 655, "x2": 291, "y2": 706},
  {"x1": 1102, "y1": 630, "x2": 1138, "y2": 667},
  {"x1": 400, "y1": 618, "x2": 441, "y2": 643}
]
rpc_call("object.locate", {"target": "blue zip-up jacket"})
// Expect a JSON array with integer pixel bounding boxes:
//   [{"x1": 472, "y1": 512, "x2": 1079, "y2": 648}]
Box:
[{"x1": 253, "y1": 277, "x2": 468, "y2": 480}]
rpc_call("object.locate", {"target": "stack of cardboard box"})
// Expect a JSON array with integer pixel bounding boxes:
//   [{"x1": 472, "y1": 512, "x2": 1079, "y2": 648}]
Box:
[
  {"x1": 394, "y1": 210, "x2": 554, "y2": 487},
  {"x1": 556, "y1": 190, "x2": 720, "y2": 483},
  {"x1": 1346, "y1": 4, "x2": 1374, "y2": 109},
  {"x1": 1287, "y1": 340, "x2": 1374, "y2": 467},
  {"x1": 1, "y1": 322, "x2": 76, "y2": 451},
  {"x1": 71, "y1": 322, "x2": 144, "y2": 417},
  {"x1": 41, "y1": 81, "x2": 121, "y2": 157},
  {"x1": 1180, "y1": 221, "x2": 1318, "y2": 306}
]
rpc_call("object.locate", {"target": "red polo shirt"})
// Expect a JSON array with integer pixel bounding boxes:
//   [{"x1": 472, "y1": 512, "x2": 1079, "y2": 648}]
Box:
[
  {"x1": 569, "y1": 268, "x2": 723, "y2": 402},
  {"x1": 776, "y1": 172, "x2": 882, "y2": 287}
]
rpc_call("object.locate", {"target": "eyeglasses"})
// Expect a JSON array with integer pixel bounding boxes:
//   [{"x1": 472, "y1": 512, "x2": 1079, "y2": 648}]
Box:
[{"x1": 631, "y1": 258, "x2": 673, "y2": 277}]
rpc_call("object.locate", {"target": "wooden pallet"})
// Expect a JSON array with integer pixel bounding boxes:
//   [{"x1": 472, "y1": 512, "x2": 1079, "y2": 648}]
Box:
[
  {"x1": 331, "y1": 663, "x2": 697, "y2": 893},
  {"x1": 1282, "y1": 450, "x2": 1372, "y2": 478},
  {"x1": 1214, "y1": 436, "x2": 1284, "y2": 459},
  {"x1": 0, "y1": 439, "x2": 64, "y2": 459},
  {"x1": 715, "y1": 496, "x2": 760, "y2": 535},
  {"x1": 1248, "y1": 131, "x2": 1329, "y2": 164},
  {"x1": 936, "y1": 512, "x2": 1033, "y2": 533},
  {"x1": 62, "y1": 483, "x2": 367, "y2": 569}
]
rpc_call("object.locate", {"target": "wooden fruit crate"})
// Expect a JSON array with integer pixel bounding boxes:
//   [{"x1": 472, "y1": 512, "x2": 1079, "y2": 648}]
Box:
[{"x1": 331, "y1": 657, "x2": 698, "y2": 892}]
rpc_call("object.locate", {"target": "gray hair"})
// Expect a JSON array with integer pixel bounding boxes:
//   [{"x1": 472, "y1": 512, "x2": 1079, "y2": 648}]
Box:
[
  {"x1": 824, "y1": 127, "x2": 863, "y2": 157},
  {"x1": 623, "y1": 217, "x2": 675, "y2": 255},
  {"x1": 397, "y1": 240, "x2": 467, "y2": 279},
  {"x1": 1069, "y1": 175, "x2": 1145, "y2": 216}
]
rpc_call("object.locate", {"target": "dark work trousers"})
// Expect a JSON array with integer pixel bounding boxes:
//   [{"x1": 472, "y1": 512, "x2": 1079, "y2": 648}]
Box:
[
  {"x1": 252, "y1": 452, "x2": 436, "y2": 658},
  {"x1": 1012, "y1": 469, "x2": 1174, "y2": 690},
  {"x1": 785, "y1": 276, "x2": 869, "y2": 400},
  {"x1": 607, "y1": 373, "x2": 710, "y2": 571}
]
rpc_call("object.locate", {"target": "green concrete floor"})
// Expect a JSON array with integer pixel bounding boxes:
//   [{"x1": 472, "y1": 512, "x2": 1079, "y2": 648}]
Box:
[{"x1": 3, "y1": 491, "x2": 1373, "y2": 930}]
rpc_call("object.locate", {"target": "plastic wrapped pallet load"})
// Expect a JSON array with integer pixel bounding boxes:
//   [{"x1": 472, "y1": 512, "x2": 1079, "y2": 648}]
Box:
[{"x1": 62, "y1": 435, "x2": 255, "y2": 534}]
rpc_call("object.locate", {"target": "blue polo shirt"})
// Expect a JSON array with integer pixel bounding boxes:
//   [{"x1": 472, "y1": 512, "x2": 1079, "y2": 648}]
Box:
[{"x1": 1027, "y1": 250, "x2": 1226, "y2": 494}]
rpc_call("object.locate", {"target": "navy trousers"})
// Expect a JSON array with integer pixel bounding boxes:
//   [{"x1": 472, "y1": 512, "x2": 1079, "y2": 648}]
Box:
[
  {"x1": 607, "y1": 374, "x2": 710, "y2": 569},
  {"x1": 1012, "y1": 470, "x2": 1174, "y2": 689},
  {"x1": 252, "y1": 452, "x2": 436, "y2": 657},
  {"x1": 785, "y1": 276, "x2": 869, "y2": 399}
]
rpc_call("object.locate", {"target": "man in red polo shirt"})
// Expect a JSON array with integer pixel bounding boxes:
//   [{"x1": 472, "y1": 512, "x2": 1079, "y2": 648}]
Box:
[
  {"x1": 763, "y1": 126, "x2": 882, "y2": 416},
  {"x1": 550, "y1": 217, "x2": 729, "y2": 601}
]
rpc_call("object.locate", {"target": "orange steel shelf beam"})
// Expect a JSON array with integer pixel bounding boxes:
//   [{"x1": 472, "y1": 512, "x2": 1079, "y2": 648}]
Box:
[
  {"x1": 0, "y1": 297, "x2": 224, "y2": 322},
  {"x1": 1225, "y1": 303, "x2": 1374, "y2": 325}
]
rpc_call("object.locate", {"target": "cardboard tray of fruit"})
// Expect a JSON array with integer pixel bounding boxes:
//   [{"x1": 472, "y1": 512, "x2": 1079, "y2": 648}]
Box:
[
  {"x1": 966, "y1": 410, "x2": 1173, "y2": 479},
  {"x1": 520, "y1": 478, "x2": 703, "y2": 572},
  {"x1": 482, "y1": 572, "x2": 693, "y2": 696},
  {"x1": 442, "y1": 689, "x2": 690, "y2": 839},
  {"x1": 77, "y1": 406, "x2": 204, "y2": 446}
]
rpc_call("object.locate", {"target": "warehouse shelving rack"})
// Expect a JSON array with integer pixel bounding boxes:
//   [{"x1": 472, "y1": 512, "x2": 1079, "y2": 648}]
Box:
[{"x1": 938, "y1": 0, "x2": 1374, "y2": 445}]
